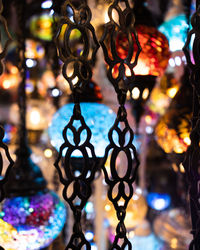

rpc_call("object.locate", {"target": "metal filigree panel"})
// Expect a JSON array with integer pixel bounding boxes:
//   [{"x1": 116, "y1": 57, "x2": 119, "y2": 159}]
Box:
[
  {"x1": 100, "y1": 0, "x2": 140, "y2": 249},
  {"x1": 0, "y1": 126, "x2": 14, "y2": 202},
  {"x1": 0, "y1": 1, "x2": 13, "y2": 249},
  {"x1": 54, "y1": 0, "x2": 99, "y2": 249},
  {"x1": 183, "y1": 1, "x2": 200, "y2": 249},
  {"x1": 0, "y1": 0, "x2": 12, "y2": 75}
]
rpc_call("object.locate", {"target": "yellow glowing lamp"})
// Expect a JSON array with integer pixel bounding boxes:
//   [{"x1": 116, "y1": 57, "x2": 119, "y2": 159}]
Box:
[
  {"x1": 30, "y1": 14, "x2": 55, "y2": 41},
  {"x1": 104, "y1": 188, "x2": 147, "y2": 229}
]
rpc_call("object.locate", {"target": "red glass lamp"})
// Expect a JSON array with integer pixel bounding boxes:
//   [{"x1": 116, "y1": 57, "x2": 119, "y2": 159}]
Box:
[{"x1": 115, "y1": 25, "x2": 170, "y2": 77}]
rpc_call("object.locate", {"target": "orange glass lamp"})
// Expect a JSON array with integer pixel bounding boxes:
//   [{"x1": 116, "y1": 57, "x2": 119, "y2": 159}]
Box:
[
  {"x1": 155, "y1": 72, "x2": 192, "y2": 156},
  {"x1": 112, "y1": 23, "x2": 170, "y2": 126},
  {"x1": 104, "y1": 188, "x2": 148, "y2": 230}
]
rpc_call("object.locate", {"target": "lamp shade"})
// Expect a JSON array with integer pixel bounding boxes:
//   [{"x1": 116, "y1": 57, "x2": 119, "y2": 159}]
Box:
[
  {"x1": 48, "y1": 102, "x2": 116, "y2": 157},
  {"x1": 0, "y1": 190, "x2": 66, "y2": 249},
  {"x1": 159, "y1": 14, "x2": 189, "y2": 52}
]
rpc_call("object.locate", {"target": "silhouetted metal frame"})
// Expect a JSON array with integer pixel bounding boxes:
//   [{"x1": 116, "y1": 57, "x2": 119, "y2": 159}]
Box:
[
  {"x1": 54, "y1": 0, "x2": 99, "y2": 249},
  {"x1": 0, "y1": 0, "x2": 13, "y2": 249},
  {"x1": 100, "y1": 0, "x2": 141, "y2": 249},
  {"x1": 183, "y1": 0, "x2": 200, "y2": 249}
]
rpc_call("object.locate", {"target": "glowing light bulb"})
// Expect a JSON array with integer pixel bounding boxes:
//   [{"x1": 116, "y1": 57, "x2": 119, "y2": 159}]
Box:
[
  {"x1": 30, "y1": 109, "x2": 41, "y2": 126},
  {"x1": 170, "y1": 238, "x2": 178, "y2": 249},
  {"x1": 169, "y1": 58, "x2": 175, "y2": 67},
  {"x1": 2, "y1": 79, "x2": 11, "y2": 89},
  {"x1": 174, "y1": 56, "x2": 181, "y2": 66},
  {"x1": 142, "y1": 88, "x2": 149, "y2": 100},
  {"x1": 145, "y1": 115, "x2": 152, "y2": 124},
  {"x1": 167, "y1": 87, "x2": 178, "y2": 98},
  {"x1": 129, "y1": 231, "x2": 135, "y2": 238},
  {"x1": 105, "y1": 204, "x2": 111, "y2": 212},
  {"x1": 51, "y1": 88, "x2": 60, "y2": 97},
  {"x1": 126, "y1": 90, "x2": 131, "y2": 100},
  {"x1": 72, "y1": 76, "x2": 79, "y2": 85},
  {"x1": 147, "y1": 193, "x2": 171, "y2": 211},
  {"x1": 179, "y1": 163, "x2": 185, "y2": 173},
  {"x1": 26, "y1": 59, "x2": 37, "y2": 68},
  {"x1": 183, "y1": 137, "x2": 191, "y2": 146},
  {"x1": 10, "y1": 66, "x2": 18, "y2": 74},
  {"x1": 44, "y1": 149, "x2": 53, "y2": 158},
  {"x1": 132, "y1": 87, "x2": 140, "y2": 100},
  {"x1": 41, "y1": 0, "x2": 53, "y2": 9},
  {"x1": 85, "y1": 231, "x2": 94, "y2": 241}
]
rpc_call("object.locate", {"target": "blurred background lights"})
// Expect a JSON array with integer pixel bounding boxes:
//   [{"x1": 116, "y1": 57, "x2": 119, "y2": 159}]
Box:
[
  {"x1": 41, "y1": 0, "x2": 53, "y2": 9},
  {"x1": 147, "y1": 193, "x2": 171, "y2": 211},
  {"x1": 132, "y1": 87, "x2": 140, "y2": 100},
  {"x1": 26, "y1": 59, "x2": 37, "y2": 68},
  {"x1": 44, "y1": 148, "x2": 53, "y2": 158},
  {"x1": 85, "y1": 202, "x2": 94, "y2": 214},
  {"x1": 159, "y1": 14, "x2": 189, "y2": 52},
  {"x1": 0, "y1": 191, "x2": 66, "y2": 249},
  {"x1": 85, "y1": 231, "x2": 94, "y2": 242}
]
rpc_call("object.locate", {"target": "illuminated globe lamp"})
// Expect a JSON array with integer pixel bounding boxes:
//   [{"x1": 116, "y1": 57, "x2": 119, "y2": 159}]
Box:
[
  {"x1": 25, "y1": 82, "x2": 55, "y2": 144},
  {"x1": 48, "y1": 79, "x2": 115, "y2": 177},
  {"x1": 114, "y1": 24, "x2": 170, "y2": 127},
  {"x1": 48, "y1": 102, "x2": 116, "y2": 159},
  {"x1": 159, "y1": 14, "x2": 189, "y2": 53},
  {"x1": 104, "y1": 187, "x2": 148, "y2": 242},
  {"x1": 1, "y1": 135, "x2": 66, "y2": 250},
  {"x1": 30, "y1": 14, "x2": 54, "y2": 42},
  {"x1": 145, "y1": 72, "x2": 180, "y2": 127},
  {"x1": 155, "y1": 71, "x2": 192, "y2": 167},
  {"x1": 153, "y1": 208, "x2": 192, "y2": 249}
]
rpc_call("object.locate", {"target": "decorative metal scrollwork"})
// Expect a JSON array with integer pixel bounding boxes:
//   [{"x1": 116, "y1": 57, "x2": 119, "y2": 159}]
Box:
[
  {"x1": 183, "y1": 1, "x2": 200, "y2": 249},
  {"x1": 100, "y1": 0, "x2": 140, "y2": 249},
  {"x1": 0, "y1": 0, "x2": 12, "y2": 75},
  {"x1": 0, "y1": 1, "x2": 13, "y2": 249},
  {"x1": 0, "y1": 126, "x2": 14, "y2": 202},
  {"x1": 55, "y1": 0, "x2": 99, "y2": 97},
  {"x1": 55, "y1": 0, "x2": 99, "y2": 248}
]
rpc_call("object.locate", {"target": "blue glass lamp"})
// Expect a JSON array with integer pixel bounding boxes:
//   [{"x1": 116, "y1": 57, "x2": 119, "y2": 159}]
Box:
[
  {"x1": 0, "y1": 191, "x2": 66, "y2": 249},
  {"x1": 48, "y1": 102, "x2": 116, "y2": 158},
  {"x1": 147, "y1": 192, "x2": 171, "y2": 211},
  {"x1": 159, "y1": 14, "x2": 189, "y2": 52}
]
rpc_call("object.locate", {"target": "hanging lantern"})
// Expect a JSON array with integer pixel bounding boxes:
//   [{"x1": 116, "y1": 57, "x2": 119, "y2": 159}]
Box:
[
  {"x1": 159, "y1": 14, "x2": 189, "y2": 52},
  {"x1": 30, "y1": 14, "x2": 55, "y2": 41},
  {"x1": 48, "y1": 102, "x2": 116, "y2": 158},
  {"x1": 111, "y1": 25, "x2": 169, "y2": 125},
  {"x1": 146, "y1": 72, "x2": 180, "y2": 126},
  {"x1": 10, "y1": 83, "x2": 55, "y2": 131},
  {"x1": 155, "y1": 71, "x2": 192, "y2": 155},
  {"x1": 154, "y1": 209, "x2": 192, "y2": 249},
  {"x1": 104, "y1": 188, "x2": 147, "y2": 230},
  {"x1": 25, "y1": 39, "x2": 45, "y2": 60},
  {"x1": 127, "y1": 75, "x2": 157, "y2": 126},
  {"x1": 0, "y1": 191, "x2": 66, "y2": 250},
  {"x1": 113, "y1": 25, "x2": 170, "y2": 77}
]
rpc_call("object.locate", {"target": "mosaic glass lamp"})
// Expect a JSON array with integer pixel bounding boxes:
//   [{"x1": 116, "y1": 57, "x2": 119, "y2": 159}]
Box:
[
  {"x1": 48, "y1": 102, "x2": 116, "y2": 158},
  {"x1": 113, "y1": 25, "x2": 170, "y2": 77},
  {"x1": 0, "y1": 191, "x2": 66, "y2": 249},
  {"x1": 159, "y1": 14, "x2": 189, "y2": 52}
]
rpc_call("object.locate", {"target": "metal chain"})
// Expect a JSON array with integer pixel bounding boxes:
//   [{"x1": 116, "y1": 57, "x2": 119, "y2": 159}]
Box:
[
  {"x1": 100, "y1": 0, "x2": 140, "y2": 249},
  {"x1": 0, "y1": 1, "x2": 13, "y2": 249},
  {"x1": 54, "y1": 0, "x2": 99, "y2": 249},
  {"x1": 183, "y1": 1, "x2": 200, "y2": 249}
]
